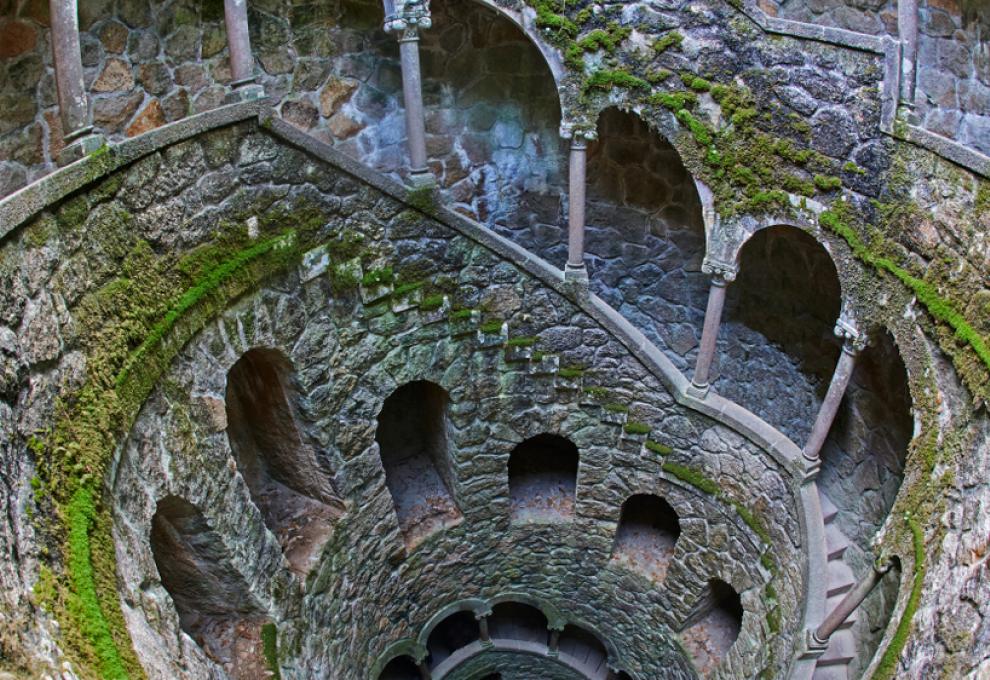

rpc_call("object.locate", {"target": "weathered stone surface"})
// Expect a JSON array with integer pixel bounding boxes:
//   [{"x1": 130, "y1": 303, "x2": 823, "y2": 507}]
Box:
[
  {"x1": 92, "y1": 57, "x2": 136, "y2": 92},
  {"x1": 126, "y1": 99, "x2": 166, "y2": 137}
]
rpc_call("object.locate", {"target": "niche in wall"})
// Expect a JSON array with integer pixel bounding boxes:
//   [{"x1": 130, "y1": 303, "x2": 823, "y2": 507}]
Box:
[
  {"x1": 679, "y1": 579, "x2": 744, "y2": 675},
  {"x1": 149, "y1": 496, "x2": 271, "y2": 679},
  {"x1": 507, "y1": 433, "x2": 579, "y2": 522},
  {"x1": 427, "y1": 610, "x2": 481, "y2": 669},
  {"x1": 611, "y1": 494, "x2": 681, "y2": 583},
  {"x1": 376, "y1": 380, "x2": 463, "y2": 549},
  {"x1": 226, "y1": 348, "x2": 345, "y2": 575}
]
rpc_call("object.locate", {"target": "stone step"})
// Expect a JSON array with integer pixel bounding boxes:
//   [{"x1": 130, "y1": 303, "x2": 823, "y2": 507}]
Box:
[
  {"x1": 826, "y1": 560, "x2": 855, "y2": 598},
  {"x1": 819, "y1": 491, "x2": 839, "y2": 524},
  {"x1": 817, "y1": 629, "x2": 856, "y2": 666},
  {"x1": 825, "y1": 523, "x2": 849, "y2": 560},
  {"x1": 812, "y1": 664, "x2": 849, "y2": 680}
]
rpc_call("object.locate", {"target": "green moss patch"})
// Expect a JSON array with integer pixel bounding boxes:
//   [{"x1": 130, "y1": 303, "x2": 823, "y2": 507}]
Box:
[{"x1": 871, "y1": 515, "x2": 925, "y2": 680}]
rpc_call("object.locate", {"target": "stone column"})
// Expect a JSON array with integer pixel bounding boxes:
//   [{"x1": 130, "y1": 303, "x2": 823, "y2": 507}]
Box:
[
  {"x1": 802, "y1": 320, "x2": 866, "y2": 470},
  {"x1": 898, "y1": 0, "x2": 919, "y2": 106},
  {"x1": 416, "y1": 660, "x2": 432, "y2": 680},
  {"x1": 690, "y1": 259, "x2": 737, "y2": 395},
  {"x1": 803, "y1": 561, "x2": 892, "y2": 658},
  {"x1": 547, "y1": 626, "x2": 562, "y2": 656},
  {"x1": 476, "y1": 609, "x2": 493, "y2": 647},
  {"x1": 49, "y1": 0, "x2": 104, "y2": 164},
  {"x1": 223, "y1": 0, "x2": 264, "y2": 101},
  {"x1": 384, "y1": 3, "x2": 434, "y2": 187},
  {"x1": 562, "y1": 126, "x2": 595, "y2": 283}
]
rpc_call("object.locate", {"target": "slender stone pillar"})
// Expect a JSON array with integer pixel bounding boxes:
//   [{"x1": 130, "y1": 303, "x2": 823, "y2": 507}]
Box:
[
  {"x1": 802, "y1": 320, "x2": 866, "y2": 468},
  {"x1": 803, "y1": 561, "x2": 892, "y2": 659},
  {"x1": 476, "y1": 609, "x2": 493, "y2": 647},
  {"x1": 398, "y1": 29, "x2": 431, "y2": 185},
  {"x1": 417, "y1": 660, "x2": 432, "y2": 680},
  {"x1": 223, "y1": 0, "x2": 263, "y2": 101},
  {"x1": 814, "y1": 562, "x2": 892, "y2": 645},
  {"x1": 690, "y1": 259, "x2": 737, "y2": 395},
  {"x1": 49, "y1": 0, "x2": 104, "y2": 165},
  {"x1": 547, "y1": 627, "x2": 562, "y2": 656},
  {"x1": 562, "y1": 126, "x2": 595, "y2": 282},
  {"x1": 384, "y1": 2, "x2": 434, "y2": 187},
  {"x1": 898, "y1": 0, "x2": 919, "y2": 106}
]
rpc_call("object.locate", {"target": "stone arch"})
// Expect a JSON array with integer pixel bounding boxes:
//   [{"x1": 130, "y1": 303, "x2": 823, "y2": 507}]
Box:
[
  {"x1": 679, "y1": 578, "x2": 744, "y2": 675},
  {"x1": 819, "y1": 327, "x2": 913, "y2": 674},
  {"x1": 715, "y1": 224, "x2": 845, "y2": 443},
  {"x1": 507, "y1": 433, "x2": 580, "y2": 522},
  {"x1": 426, "y1": 609, "x2": 481, "y2": 669},
  {"x1": 149, "y1": 495, "x2": 270, "y2": 679},
  {"x1": 488, "y1": 592, "x2": 565, "y2": 630},
  {"x1": 372, "y1": 640, "x2": 429, "y2": 679},
  {"x1": 225, "y1": 347, "x2": 344, "y2": 575},
  {"x1": 557, "y1": 624, "x2": 610, "y2": 677},
  {"x1": 487, "y1": 601, "x2": 550, "y2": 645},
  {"x1": 418, "y1": 599, "x2": 489, "y2": 649},
  {"x1": 379, "y1": 654, "x2": 423, "y2": 680},
  {"x1": 611, "y1": 493, "x2": 682, "y2": 583},
  {"x1": 421, "y1": 0, "x2": 566, "y2": 229},
  {"x1": 376, "y1": 379, "x2": 463, "y2": 549},
  {"x1": 583, "y1": 105, "x2": 709, "y2": 374}
]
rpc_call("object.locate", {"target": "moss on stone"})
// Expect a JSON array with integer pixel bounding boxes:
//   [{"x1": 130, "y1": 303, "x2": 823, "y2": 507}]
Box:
[
  {"x1": 506, "y1": 336, "x2": 538, "y2": 347},
  {"x1": 479, "y1": 319, "x2": 504, "y2": 334},
  {"x1": 645, "y1": 440, "x2": 672, "y2": 456},
  {"x1": 653, "y1": 31, "x2": 683, "y2": 53},
  {"x1": 419, "y1": 293, "x2": 445, "y2": 311},
  {"x1": 361, "y1": 266, "x2": 394, "y2": 287},
  {"x1": 558, "y1": 366, "x2": 585, "y2": 379},
  {"x1": 624, "y1": 421, "x2": 652, "y2": 435},
  {"x1": 261, "y1": 623, "x2": 281, "y2": 680},
  {"x1": 584, "y1": 69, "x2": 651, "y2": 94},
  {"x1": 872, "y1": 515, "x2": 925, "y2": 680},
  {"x1": 603, "y1": 402, "x2": 629, "y2": 413}
]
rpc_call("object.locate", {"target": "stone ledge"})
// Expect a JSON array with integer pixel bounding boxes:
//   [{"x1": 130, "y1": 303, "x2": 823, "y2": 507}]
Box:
[
  {"x1": 0, "y1": 99, "x2": 266, "y2": 242},
  {"x1": 738, "y1": 0, "x2": 885, "y2": 53},
  {"x1": 900, "y1": 124, "x2": 990, "y2": 178}
]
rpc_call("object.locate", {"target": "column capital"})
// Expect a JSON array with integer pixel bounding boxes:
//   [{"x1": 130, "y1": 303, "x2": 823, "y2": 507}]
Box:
[
  {"x1": 559, "y1": 122, "x2": 597, "y2": 144},
  {"x1": 474, "y1": 606, "x2": 493, "y2": 620},
  {"x1": 701, "y1": 256, "x2": 738, "y2": 282},
  {"x1": 384, "y1": 0, "x2": 432, "y2": 33},
  {"x1": 834, "y1": 316, "x2": 868, "y2": 353}
]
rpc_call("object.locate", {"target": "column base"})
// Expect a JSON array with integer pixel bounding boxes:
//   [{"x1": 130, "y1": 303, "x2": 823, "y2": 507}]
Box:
[
  {"x1": 801, "y1": 455, "x2": 821, "y2": 483},
  {"x1": 408, "y1": 170, "x2": 435, "y2": 189},
  {"x1": 57, "y1": 133, "x2": 107, "y2": 167},
  {"x1": 563, "y1": 262, "x2": 588, "y2": 283},
  {"x1": 686, "y1": 381, "x2": 710, "y2": 399},
  {"x1": 225, "y1": 83, "x2": 265, "y2": 104},
  {"x1": 799, "y1": 629, "x2": 830, "y2": 660}
]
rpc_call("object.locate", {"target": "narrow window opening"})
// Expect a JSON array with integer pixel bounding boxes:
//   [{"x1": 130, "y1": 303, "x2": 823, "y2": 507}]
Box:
[
  {"x1": 226, "y1": 348, "x2": 344, "y2": 575},
  {"x1": 507, "y1": 434, "x2": 579, "y2": 522},
  {"x1": 376, "y1": 380, "x2": 463, "y2": 549},
  {"x1": 488, "y1": 602, "x2": 549, "y2": 645},
  {"x1": 150, "y1": 496, "x2": 270, "y2": 679},
  {"x1": 427, "y1": 610, "x2": 480, "y2": 669},
  {"x1": 612, "y1": 494, "x2": 681, "y2": 583},
  {"x1": 680, "y1": 579, "x2": 744, "y2": 674}
]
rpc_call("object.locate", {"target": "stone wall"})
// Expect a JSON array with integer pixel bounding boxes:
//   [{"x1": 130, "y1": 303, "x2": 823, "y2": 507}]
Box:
[
  {"x1": 0, "y1": 118, "x2": 801, "y2": 679},
  {"x1": 914, "y1": 0, "x2": 990, "y2": 155}
]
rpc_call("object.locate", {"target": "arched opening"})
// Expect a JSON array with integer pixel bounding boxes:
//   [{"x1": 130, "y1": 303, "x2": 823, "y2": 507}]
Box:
[
  {"x1": 557, "y1": 625, "x2": 609, "y2": 677},
  {"x1": 680, "y1": 579, "x2": 743, "y2": 675},
  {"x1": 507, "y1": 433, "x2": 579, "y2": 523},
  {"x1": 226, "y1": 348, "x2": 344, "y2": 575},
  {"x1": 420, "y1": 0, "x2": 565, "y2": 231},
  {"x1": 427, "y1": 610, "x2": 481, "y2": 669},
  {"x1": 585, "y1": 107, "x2": 708, "y2": 373},
  {"x1": 376, "y1": 380, "x2": 462, "y2": 549},
  {"x1": 718, "y1": 226, "x2": 843, "y2": 443},
  {"x1": 488, "y1": 601, "x2": 549, "y2": 645},
  {"x1": 611, "y1": 494, "x2": 681, "y2": 583},
  {"x1": 819, "y1": 330, "x2": 912, "y2": 674},
  {"x1": 379, "y1": 654, "x2": 422, "y2": 680},
  {"x1": 149, "y1": 496, "x2": 269, "y2": 678}
]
